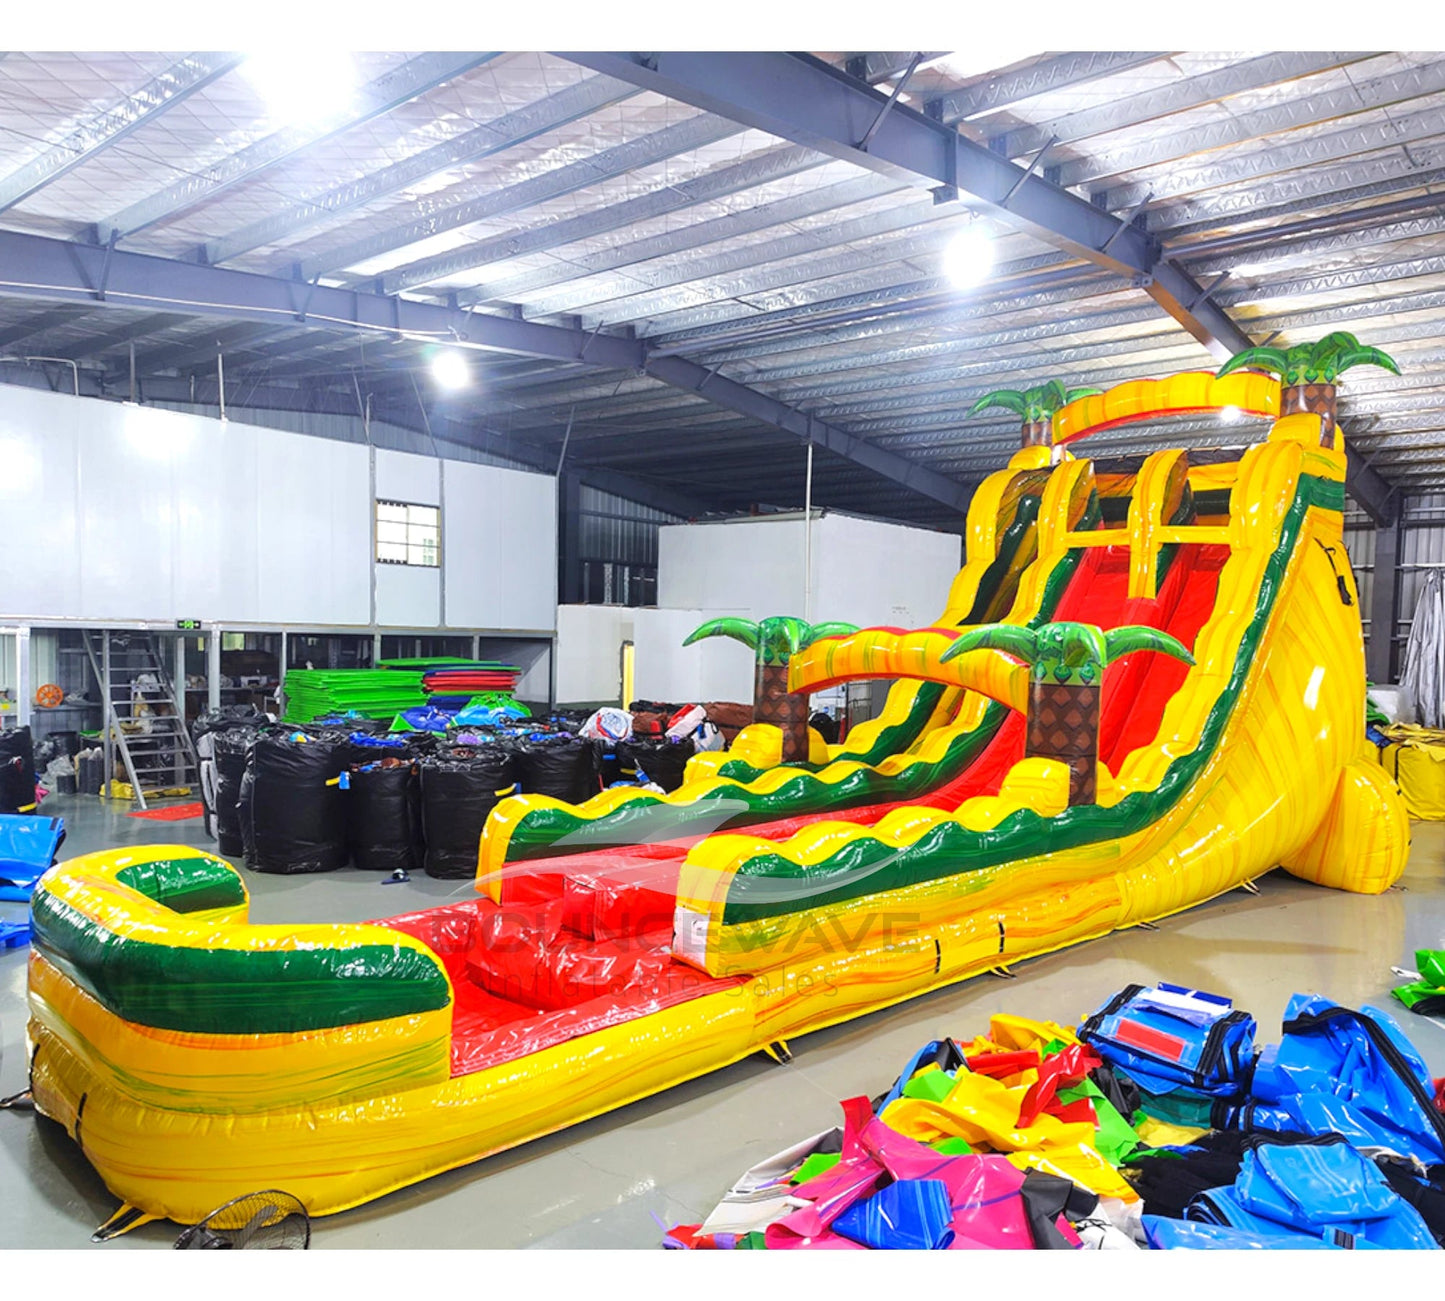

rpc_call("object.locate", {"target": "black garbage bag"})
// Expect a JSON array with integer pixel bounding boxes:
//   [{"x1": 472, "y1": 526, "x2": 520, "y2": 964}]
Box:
[
  {"x1": 619, "y1": 736, "x2": 695, "y2": 793},
  {"x1": 211, "y1": 728, "x2": 258, "y2": 856},
  {"x1": 238, "y1": 733, "x2": 348, "y2": 873},
  {"x1": 515, "y1": 737, "x2": 603, "y2": 803},
  {"x1": 346, "y1": 758, "x2": 422, "y2": 872},
  {"x1": 192, "y1": 707, "x2": 268, "y2": 848},
  {"x1": 0, "y1": 726, "x2": 37, "y2": 814},
  {"x1": 419, "y1": 748, "x2": 518, "y2": 879},
  {"x1": 191, "y1": 704, "x2": 268, "y2": 744}
]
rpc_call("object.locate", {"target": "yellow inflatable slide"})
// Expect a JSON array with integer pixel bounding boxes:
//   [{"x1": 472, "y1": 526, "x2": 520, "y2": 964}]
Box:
[{"x1": 22, "y1": 363, "x2": 1407, "y2": 1230}]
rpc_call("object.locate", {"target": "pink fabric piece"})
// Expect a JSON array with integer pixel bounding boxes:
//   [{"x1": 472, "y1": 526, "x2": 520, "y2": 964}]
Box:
[{"x1": 767, "y1": 1096, "x2": 1074, "y2": 1251}]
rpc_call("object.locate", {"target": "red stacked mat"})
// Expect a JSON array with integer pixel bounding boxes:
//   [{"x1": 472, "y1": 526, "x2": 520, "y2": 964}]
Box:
[{"x1": 422, "y1": 666, "x2": 521, "y2": 694}]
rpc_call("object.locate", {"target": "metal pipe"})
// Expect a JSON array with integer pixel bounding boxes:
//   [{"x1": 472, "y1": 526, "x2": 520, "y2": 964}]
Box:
[
  {"x1": 23, "y1": 355, "x2": 79, "y2": 395},
  {"x1": 803, "y1": 439, "x2": 815, "y2": 623},
  {"x1": 216, "y1": 349, "x2": 225, "y2": 420}
]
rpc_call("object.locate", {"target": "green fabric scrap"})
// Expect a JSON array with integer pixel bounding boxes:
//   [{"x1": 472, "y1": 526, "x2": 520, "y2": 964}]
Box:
[
  {"x1": 1058, "y1": 1079, "x2": 1141, "y2": 1166},
  {"x1": 1135, "y1": 1087, "x2": 1216, "y2": 1129},
  {"x1": 790, "y1": 1152, "x2": 841, "y2": 1184},
  {"x1": 932, "y1": 1136, "x2": 975, "y2": 1156},
  {"x1": 902, "y1": 1066, "x2": 957, "y2": 1103}
]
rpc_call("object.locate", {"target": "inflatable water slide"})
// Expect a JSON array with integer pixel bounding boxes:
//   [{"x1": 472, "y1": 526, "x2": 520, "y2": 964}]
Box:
[{"x1": 24, "y1": 357, "x2": 1408, "y2": 1229}]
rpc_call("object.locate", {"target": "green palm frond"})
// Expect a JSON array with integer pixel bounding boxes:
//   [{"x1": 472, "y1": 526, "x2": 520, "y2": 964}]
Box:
[
  {"x1": 1330, "y1": 345, "x2": 1401, "y2": 381},
  {"x1": 1065, "y1": 386, "x2": 1104, "y2": 403},
  {"x1": 802, "y1": 621, "x2": 861, "y2": 648},
  {"x1": 1103, "y1": 627, "x2": 1195, "y2": 667},
  {"x1": 970, "y1": 389, "x2": 1028, "y2": 418},
  {"x1": 684, "y1": 617, "x2": 759, "y2": 652},
  {"x1": 1216, "y1": 346, "x2": 1290, "y2": 380},
  {"x1": 939, "y1": 625, "x2": 1039, "y2": 665}
]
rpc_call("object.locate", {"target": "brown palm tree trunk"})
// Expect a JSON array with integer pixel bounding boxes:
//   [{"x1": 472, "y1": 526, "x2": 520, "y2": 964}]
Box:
[
  {"x1": 755, "y1": 662, "x2": 809, "y2": 763},
  {"x1": 1281, "y1": 382, "x2": 1338, "y2": 448},
  {"x1": 1026, "y1": 679, "x2": 1099, "y2": 806},
  {"x1": 1021, "y1": 418, "x2": 1050, "y2": 448}
]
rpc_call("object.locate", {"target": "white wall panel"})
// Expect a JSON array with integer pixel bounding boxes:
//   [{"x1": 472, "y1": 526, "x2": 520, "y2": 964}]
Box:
[
  {"x1": 658, "y1": 517, "x2": 805, "y2": 622},
  {"x1": 637, "y1": 607, "x2": 753, "y2": 704},
  {"x1": 252, "y1": 424, "x2": 371, "y2": 625},
  {"x1": 375, "y1": 563, "x2": 440, "y2": 628},
  {"x1": 375, "y1": 448, "x2": 440, "y2": 505},
  {"x1": 0, "y1": 386, "x2": 81, "y2": 617},
  {"x1": 555, "y1": 605, "x2": 628, "y2": 703},
  {"x1": 556, "y1": 604, "x2": 752, "y2": 706},
  {"x1": 658, "y1": 513, "x2": 962, "y2": 633},
  {"x1": 813, "y1": 515, "x2": 961, "y2": 630},
  {"x1": 443, "y1": 460, "x2": 556, "y2": 631}
]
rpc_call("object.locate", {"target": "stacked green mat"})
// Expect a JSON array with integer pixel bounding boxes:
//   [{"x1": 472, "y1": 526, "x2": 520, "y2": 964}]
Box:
[
  {"x1": 280, "y1": 659, "x2": 519, "y2": 724},
  {"x1": 281, "y1": 669, "x2": 427, "y2": 723}
]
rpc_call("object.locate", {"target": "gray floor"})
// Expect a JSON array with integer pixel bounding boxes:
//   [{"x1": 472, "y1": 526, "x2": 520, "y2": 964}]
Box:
[{"x1": 3, "y1": 793, "x2": 1443, "y2": 1249}]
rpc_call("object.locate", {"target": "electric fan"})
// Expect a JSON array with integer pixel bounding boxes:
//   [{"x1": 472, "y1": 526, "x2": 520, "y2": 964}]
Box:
[{"x1": 173, "y1": 1190, "x2": 311, "y2": 1249}]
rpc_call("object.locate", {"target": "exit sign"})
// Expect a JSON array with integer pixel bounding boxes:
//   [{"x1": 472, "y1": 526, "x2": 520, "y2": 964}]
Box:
[{"x1": 176, "y1": 619, "x2": 202, "y2": 631}]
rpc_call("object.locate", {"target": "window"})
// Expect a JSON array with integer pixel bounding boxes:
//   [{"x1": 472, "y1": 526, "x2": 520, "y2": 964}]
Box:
[{"x1": 376, "y1": 500, "x2": 440, "y2": 567}]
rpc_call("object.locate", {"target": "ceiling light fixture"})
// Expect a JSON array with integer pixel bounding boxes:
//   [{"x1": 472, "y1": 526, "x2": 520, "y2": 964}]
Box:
[
  {"x1": 430, "y1": 350, "x2": 470, "y2": 391},
  {"x1": 244, "y1": 50, "x2": 359, "y2": 126},
  {"x1": 943, "y1": 224, "x2": 996, "y2": 288}
]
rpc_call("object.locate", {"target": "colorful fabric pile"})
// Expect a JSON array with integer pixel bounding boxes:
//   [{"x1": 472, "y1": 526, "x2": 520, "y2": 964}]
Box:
[{"x1": 665, "y1": 982, "x2": 1445, "y2": 1251}]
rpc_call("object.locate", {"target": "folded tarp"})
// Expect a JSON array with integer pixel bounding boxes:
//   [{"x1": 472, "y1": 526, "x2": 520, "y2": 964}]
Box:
[
  {"x1": 1233, "y1": 993, "x2": 1445, "y2": 1167},
  {"x1": 1184, "y1": 1137, "x2": 1437, "y2": 1249}
]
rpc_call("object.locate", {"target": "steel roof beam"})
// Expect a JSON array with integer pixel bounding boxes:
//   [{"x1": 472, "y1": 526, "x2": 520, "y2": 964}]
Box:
[
  {"x1": 96, "y1": 52, "x2": 500, "y2": 242},
  {"x1": 55, "y1": 313, "x2": 197, "y2": 361},
  {"x1": 1101, "y1": 105, "x2": 1445, "y2": 213},
  {"x1": 1054, "y1": 58, "x2": 1445, "y2": 192},
  {"x1": 928, "y1": 52, "x2": 1172, "y2": 123},
  {"x1": 303, "y1": 111, "x2": 744, "y2": 282},
  {"x1": 0, "y1": 227, "x2": 969, "y2": 512},
  {"x1": 0, "y1": 306, "x2": 97, "y2": 350},
  {"x1": 202, "y1": 73, "x2": 638, "y2": 266},
  {"x1": 1000, "y1": 52, "x2": 1378, "y2": 160},
  {"x1": 845, "y1": 52, "x2": 948, "y2": 85},
  {"x1": 390, "y1": 142, "x2": 826, "y2": 297},
  {"x1": 0, "y1": 53, "x2": 245, "y2": 214},
  {"x1": 479, "y1": 174, "x2": 905, "y2": 313},
  {"x1": 1145, "y1": 147, "x2": 1445, "y2": 232},
  {"x1": 557, "y1": 54, "x2": 1252, "y2": 360}
]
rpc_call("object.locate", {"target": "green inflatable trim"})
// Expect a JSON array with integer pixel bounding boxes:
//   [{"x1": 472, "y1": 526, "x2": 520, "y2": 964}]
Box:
[
  {"x1": 718, "y1": 474, "x2": 1339, "y2": 925},
  {"x1": 31, "y1": 889, "x2": 451, "y2": 1035},
  {"x1": 501, "y1": 494, "x2": 1105, "y2": 862},
  {"x1": 115, "y1": 855, "x2": 247, "y2": 915}
]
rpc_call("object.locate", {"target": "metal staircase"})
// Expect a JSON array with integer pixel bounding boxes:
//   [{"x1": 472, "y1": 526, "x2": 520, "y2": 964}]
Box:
[{"x1": 84, "y1": 630, "x2": 199, "y2": 809}]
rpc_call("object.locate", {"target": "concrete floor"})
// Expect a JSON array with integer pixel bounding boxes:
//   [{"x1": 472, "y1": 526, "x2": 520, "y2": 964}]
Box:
[{"x1": 2, "y1": 793, "x2": 1443, "y2": 1249}]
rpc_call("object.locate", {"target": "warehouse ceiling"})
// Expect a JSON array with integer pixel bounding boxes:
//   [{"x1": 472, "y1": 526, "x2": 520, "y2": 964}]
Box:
[{"x1": 1, "y1": 49, "x2": 1443, "y2": 528}]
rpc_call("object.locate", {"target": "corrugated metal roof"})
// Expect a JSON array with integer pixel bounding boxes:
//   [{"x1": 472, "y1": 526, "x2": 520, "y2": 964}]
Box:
[{"x1": 0, "y1": 49, "x2": 1442, "y2": 523}]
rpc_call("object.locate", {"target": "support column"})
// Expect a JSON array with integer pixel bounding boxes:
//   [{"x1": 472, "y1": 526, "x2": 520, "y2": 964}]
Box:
[
  {"x1": 1366, "y1": 515, "x2": 1402, "y2": 685},
  {"x1": 207, "y1": 625, "x2": 222, "y2": 713},
  {"x1": 16, "y1": 626, "x2": 31, "y2": 731},
  {"x1": 557, "y1": 471, "x2": 583, "y2": 606}
]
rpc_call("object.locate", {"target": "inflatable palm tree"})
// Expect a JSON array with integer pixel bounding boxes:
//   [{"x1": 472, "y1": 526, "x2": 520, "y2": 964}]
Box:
[
  {"x1": 971, "y1": 379, "x2": 1104, "y2": 448},
  {"x1": 684, "y1": 616, "x2": 858, "y2": 762},
  {"x1": 942, "y1": 621, "x2": 1193, "y2": 805},
  {"x1": 1216, "y1": 332, "x2": 1399, "y2": 448}
]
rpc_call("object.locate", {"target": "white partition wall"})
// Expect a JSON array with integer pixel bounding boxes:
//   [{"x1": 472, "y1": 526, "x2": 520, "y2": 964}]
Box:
[
  {"x1": 0, "y1": 385, "x2": 556, "y2": 635},
  {"x1": 443, "y1": 460, "x2": 557, "y2": 632},
  {"x1": 658, "y1": 511, "x2": 962, "y2": 629}
]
